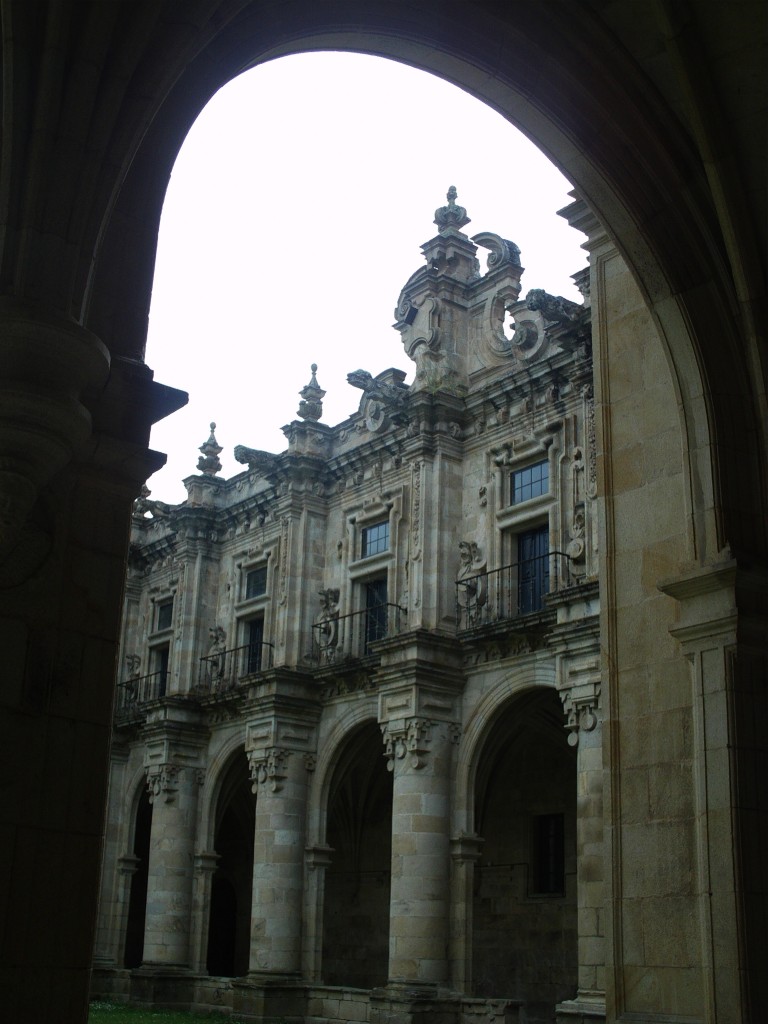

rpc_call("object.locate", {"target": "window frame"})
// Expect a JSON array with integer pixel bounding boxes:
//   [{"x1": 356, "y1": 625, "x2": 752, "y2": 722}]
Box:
[
  {"x1": 510, "y1": 458, "x2": 549, "y2": 507},
  {"x1": 360, "y1": 520, "x2": 390, "y2": 559}
]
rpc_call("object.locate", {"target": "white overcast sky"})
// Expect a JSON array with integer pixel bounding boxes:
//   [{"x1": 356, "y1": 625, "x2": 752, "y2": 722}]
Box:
[{"x1": 145, "y1": 52, "x2": 587, "y2": 503}]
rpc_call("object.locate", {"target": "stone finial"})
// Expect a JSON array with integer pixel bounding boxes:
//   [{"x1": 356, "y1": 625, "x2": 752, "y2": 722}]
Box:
[
  {"x1": 197, "y1": 422, "x2": 223, "y2": 476},
  {"x1": 297, "y1": 363, "x2": 326, "y2": 421},
  {"x1": 434, "y1": 185, "x2": 470, "y2": 232}
]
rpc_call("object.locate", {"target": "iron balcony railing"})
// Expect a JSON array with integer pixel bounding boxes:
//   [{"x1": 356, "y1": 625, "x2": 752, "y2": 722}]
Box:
[
  {"x1": 455, "y1": 550, "x2": 572, "y2": 631},
  {"x1": 115, "y1": 670, "x2": 167, "y2": 718},
  {"x1": 311, "y1": 603, "x2": 407, "y2": 665},
  {"x1": 197, "y1": 641, "x2": 274, "y2": 693}
]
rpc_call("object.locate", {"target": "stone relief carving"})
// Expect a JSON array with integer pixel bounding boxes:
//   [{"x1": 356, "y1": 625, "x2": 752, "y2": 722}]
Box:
[
  {"x1": 248, "y1": 748, "x2": 288, "y2": 794},
  {"x1": 381, "y1": 719, "x2": 432, "y2": 771},
  {"x1": 456, "y1": 541, "x2": 487, "y2": 628},
  {"x1": 146, "y1": 764, "x2": 179, "y2": 804},
  {"x1": 314, "y1": 588, "x2": 340, "y2": 662},
  {"x1": 233, "y1": 446, "x2": 279, "y2": 475}
]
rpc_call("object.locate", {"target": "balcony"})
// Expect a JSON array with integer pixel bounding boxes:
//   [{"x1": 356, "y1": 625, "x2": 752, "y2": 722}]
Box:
[
  {"x1": 115, "y1": 670, "x2": 167, "y2": 722},
  {"x1": 456, "y1": 551, "x2": 572, "y2": 632},
  {"x1": 196, "y1": 641, "x2": 274, "y2": 694},
  {"x1": 309, "y1": 604, "x2": 407, "y2": 665}
]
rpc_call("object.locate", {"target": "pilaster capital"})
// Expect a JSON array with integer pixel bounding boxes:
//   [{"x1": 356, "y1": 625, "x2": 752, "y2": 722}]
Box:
[
  {"x1": 305, "y1": 845, "x2": 335, "y2": 871},
  {"x1": 450, "y1": 832, "x2": 485, "y2": 864},
  {"x1": 381, "y1": 718, "x2": 433, "y2": 771},
  {"x1": 247, "y1": 747, "x2": 289, "y2": 794},
  {"x1": 194, "y1": 851, "x2": 220, "y2": 874},
  {"x1": 557, "y1": 653, "x2": 601, "y2": 747},
  {"x1": 145, "y1": 763, "x2": 180, "y2": 803}
]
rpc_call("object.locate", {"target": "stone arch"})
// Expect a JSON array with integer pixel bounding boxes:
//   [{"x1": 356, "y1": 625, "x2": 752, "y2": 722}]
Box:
[
  {"x1": 204, "y1": 744, "x2": 254, "y2": 978},
  {"x1": 455, "y1": 664, "x2": 558, "y2": 837},
  {"x1": 307, "y1": 700, "x2": 381, "y2": 847},
  {"x1": 75, "y1": 8, "x2": 764, "y2": 563},
  {"x1": 123, "y1": 772, "x2": 153, "y2": 970},
  {"x1": 313, "y1": 712, "x2": 393, "y2": 989},
  {"x1": 198, "y1": 732, "x2": 251, "y2": 852}
]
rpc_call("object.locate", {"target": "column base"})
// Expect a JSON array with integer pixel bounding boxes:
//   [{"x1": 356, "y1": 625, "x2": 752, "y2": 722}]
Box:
[
  {"x1": 129, "y1": 965, "x2": 197, "y2": 1009},
  {"x1": 231, "y1": 973, "x2": 308, "y2": 1022},
  {"x1": 370, "y1": 983, "x2": 460, "y2": 1024},
  {"x1": 555, "y1": 992, "x2": 606, "y2": 1022}
]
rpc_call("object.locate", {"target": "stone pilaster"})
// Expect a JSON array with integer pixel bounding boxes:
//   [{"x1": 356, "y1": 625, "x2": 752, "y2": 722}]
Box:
[
  {"x1": 449, "y1": 833, "x2": 484, "y2": 994},
  {"x1": 550, "y1": 585, "x2": 605, "y2": 1020},
  {"x1": 190, "y1": 851, "x2": 219, "y2": 974},
  {"x1": 245, "y1": 713, "x2": 317, "y2": 978},
  {"x1": 303, "y1": 844, "x2": 335, "y2": 981},
  {"x1": 141, "y1": 717, "x2": 207, "y2": 969},
  {"x1": 659, "y1": 556, "x2": 767, "y2": 1023}
]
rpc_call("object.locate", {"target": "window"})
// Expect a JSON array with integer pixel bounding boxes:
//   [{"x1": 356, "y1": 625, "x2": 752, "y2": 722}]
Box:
[
  {"x1": 245, "y1": 566, "x2": 267, "y2": 600},
  {"x1": 156, "y1": 599, "x2": 173, "y2": 631},
  {"x1": 532, "y1": 813, "x2": 565, "y2": 895},
  {"x1": 518, "y1": 526, "x2": 549, "y2": 613},
  {"x1": 511, "y1": 460, "x2": 548, "y2": 505},
  {"x1": 363, "y1": 577, "x2": 388, "y2": 654},
  {"x1": 245, "y1": 617, "x2": 264, "y2": 675},
  {"x1": 361, "y1": 520, "x2": 389, "y2": 558},
  {"x1": 153, "y1": 644, "x2": 170, "y2": 698}
]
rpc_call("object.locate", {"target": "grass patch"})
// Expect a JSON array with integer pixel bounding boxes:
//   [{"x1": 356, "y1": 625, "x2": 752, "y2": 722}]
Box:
[{"x1": 89, "y1": 1002, "x2": 242, "y2": 1023}]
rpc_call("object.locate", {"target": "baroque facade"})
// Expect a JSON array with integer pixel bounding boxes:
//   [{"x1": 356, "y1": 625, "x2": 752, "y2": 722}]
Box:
[
  {"x1": 2, "y1": 5, "x2": 764, "y2": 1023},
  {"x1": 93, "y1": 193, "x2": 604, "y2": 1023}
]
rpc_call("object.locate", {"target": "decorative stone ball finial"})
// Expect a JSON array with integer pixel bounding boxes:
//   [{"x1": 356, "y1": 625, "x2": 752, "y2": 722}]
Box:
[
  {"x1": 298, "y1": 363, "x2": 326, "y2": 422},
  {"x1": 434, "y1": 185, "x2": 470, "y2": 232},
  {"x1": 197, "y1": 422, "x2": 223, "y2": 476}
]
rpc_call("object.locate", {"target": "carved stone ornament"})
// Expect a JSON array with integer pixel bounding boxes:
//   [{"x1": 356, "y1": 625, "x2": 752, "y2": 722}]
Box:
[
  {"x1": 434, "y1": 185, "x2": 470, "y2": 232},
  {"x1": 381, "y1": 718, "x2": 432, "y2": 771},
  {"x1": 197, "y1": 422, "x2": 223, "y2": 476},
  {"x1": 146, "y1": 764, "x2": 180, "y2": 804},
  {"x1": 297, "y1": 364, "x2": 326, "y2": 422},
  {"x1": 248, "y1": 748, "x2": 288, "y2": 794},
  {"x1": 560, "y1": 688, "x2": 601, "y2": 747}
]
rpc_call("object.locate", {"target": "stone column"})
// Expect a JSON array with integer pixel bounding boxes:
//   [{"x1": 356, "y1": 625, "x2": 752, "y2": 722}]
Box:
[
  {"x1": 383, "y1": 716, "x2": 455, "y2": 988},
  {"x1": 303, "y1": 845, "x2": 335, "y2": 981},
  {"x1": 141, "y1": 762, "x2": 204, "y2": 968},
  {"x1": 558, "y1": 685, "x2": 605, "y2": 1021},
  {"x1": 550, "y1": 587, "x2": 605, "y2": 1022},
  {"x1": 245, "y1": 710, "x2": 317, "y2": 978},
  {"x1": 449, "y1": 833, "x2": 484, "y2": 994},
  {"x1": 191, "y1": 852, "x2": 219, "y2": 974}
]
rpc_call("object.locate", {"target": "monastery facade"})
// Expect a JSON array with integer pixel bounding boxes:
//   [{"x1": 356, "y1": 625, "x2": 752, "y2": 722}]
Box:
[{"x1": 92, "y1": 192, "x2": 604, "y2": 1023}]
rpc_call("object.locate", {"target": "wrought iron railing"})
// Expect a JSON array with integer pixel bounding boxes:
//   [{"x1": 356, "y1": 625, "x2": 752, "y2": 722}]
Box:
[
  {"x1": 455, "y1": 551, "x2": 571, "y2": 631},
  {"x1": 197, "y1": 642, "x2": 274, "y2": 694},
  {"x1": 310, "y1": 604, "x2": 407, "y2": 665},
  {"x1": 115, "y1": 670, "x2": 167, "y2": 718}
]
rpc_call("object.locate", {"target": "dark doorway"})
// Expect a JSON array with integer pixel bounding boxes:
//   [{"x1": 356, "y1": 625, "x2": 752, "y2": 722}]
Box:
[
  {"x1": 207, "y1": 752, "x2": 254, "y2": 977},
  {"x1": 472, "y1": 688, "x2": 577, "y2": 1019},
  {"x1": 124, "y1": 787, "x2": 152, "y2": 968},
  {"x1": 322, "y1": 723, "x2": 393, "y2": 987}
]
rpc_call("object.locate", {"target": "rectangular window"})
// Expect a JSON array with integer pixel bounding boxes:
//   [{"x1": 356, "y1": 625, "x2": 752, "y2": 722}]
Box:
[
  {"x1": 245, "y1": 616, "x2": 264, "y2": 675},
  {"x1": 518, "y1": 526, "x2": 549, "y2": 614},
  {"x1": 245, "y1": 566, "x2": 268, "y2": 600},
  {"x1": 153, "y1": 643, "x2": 170, "y2": 698},
  {"x1": 361, "y1": 520, "x2": 389, "y2": 558},
  {"x1": 511, "y1": 460, "x2": 548, "y2": 505},
  {"x1": 156, "y1": 599, "x2": 173, "y2": 631},
  {"x1": 532, "y1": 813, "x2": 565, "y2": 895},
  {"x1": 363, "y1": 577, "x2": 388, "y2": 654}
]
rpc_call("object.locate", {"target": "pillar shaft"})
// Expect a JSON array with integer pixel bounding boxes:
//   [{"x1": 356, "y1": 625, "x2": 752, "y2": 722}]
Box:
[
  {"x1": 385, "y1": 718, "x2": 452, "y2": 987},
  {"x1": 248, "y1": 748, "x2": 309, "y2": 976},
  {"x1": 142, "y1": 765, "x2": 201, "y2": 967}
]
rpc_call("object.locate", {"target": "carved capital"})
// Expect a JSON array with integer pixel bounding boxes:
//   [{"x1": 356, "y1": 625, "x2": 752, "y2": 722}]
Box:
[
  {"x1": 248, "y1": 747, "x2": 289, "y2": 794},
  {"x1": 560, "y1": 686, "x2": 601, "y2": 747},
  {"x1": 381, "y1": 718, "x2": 432, "y2": 771},
  {"x1": 145, "y1": 764, "x2": 180, "y2": 803}
]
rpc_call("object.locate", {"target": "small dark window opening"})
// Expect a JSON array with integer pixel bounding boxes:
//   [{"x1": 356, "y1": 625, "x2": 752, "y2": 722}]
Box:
[
  {"x1": 532, "y1": 812, "x2": 565, "y2": 894},
  {"x1": 511, "y1": 460, "x2": 548, "y2": 505},
  {"x1": 245, "y1": 617, "x2": 265, "y2": 675},
  {"x1": 154, "y1": 643, "x2": 170, "y2": 697},
  {"x1": 245, "y1": 566, "x2": 268, "y2": 600},
  {"x1": 156, "y1": 599, "x2": 173, "y2": 631},
  {"x1": 361, "y1": 521, "x2": 389, "y2": 558},
  {"x1": 363, "y1": 577, "x2": 388, "y2": 654}
]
